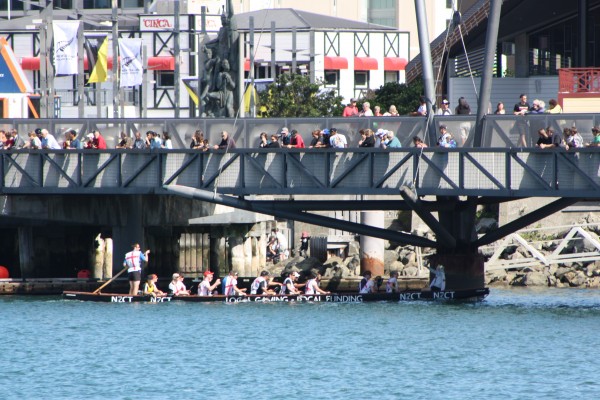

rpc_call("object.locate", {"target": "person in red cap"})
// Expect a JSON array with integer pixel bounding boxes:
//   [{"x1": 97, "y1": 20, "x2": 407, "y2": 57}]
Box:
[{"x1": 198, "y1": 270, "x2": 221, "y2": 296}]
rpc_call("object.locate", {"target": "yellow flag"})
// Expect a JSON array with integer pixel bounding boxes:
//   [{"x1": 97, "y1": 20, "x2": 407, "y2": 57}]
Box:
[{"x1": 88, "y1": 36, "x2": 108, "y2": 83}]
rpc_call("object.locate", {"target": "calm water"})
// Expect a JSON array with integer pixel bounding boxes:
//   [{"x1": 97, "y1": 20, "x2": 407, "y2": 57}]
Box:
[{"x1": 1, "y1": 287, "x2": 599, "y2": 400}]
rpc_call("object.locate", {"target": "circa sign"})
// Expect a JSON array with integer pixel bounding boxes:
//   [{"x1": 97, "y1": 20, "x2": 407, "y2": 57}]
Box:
[{"x1": 139, "y1": 15, "x2": 189, "y2": 32}]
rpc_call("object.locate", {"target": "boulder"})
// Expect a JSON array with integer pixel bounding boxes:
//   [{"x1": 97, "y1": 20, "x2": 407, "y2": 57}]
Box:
[
  {"x1": 475, "y1": 218, "x2": 497, "y2": 233},
  {"x1": 554, "y1": 266, "x2": 571, "y2": 279},
  {"x1": 562, "y1": 271, "x2": 588, "y2": 287},
  {"x1": 347, "y1": 241, "x2": 360, "y2": 257},
  {"x1": 522, "y1": 271, "x2": 549, "y2": 286},
  {"x1": 402, "y1": 266, "x2": 418, "y2": 277},
  {"x1": 388, "y1": 260, "x2": 404, "y2": 273},
  {"x1": 384, "y1": 250, "x2": 399, "y2": 265}
]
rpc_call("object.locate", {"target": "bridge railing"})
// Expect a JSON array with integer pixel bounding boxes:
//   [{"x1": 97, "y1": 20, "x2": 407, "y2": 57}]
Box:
[
  {"x1": 3, "y1": 114, "x2": 600, "y2": 150},
  {"x1": 2, "y1": 147, "x2": 600, "y2": 197}
]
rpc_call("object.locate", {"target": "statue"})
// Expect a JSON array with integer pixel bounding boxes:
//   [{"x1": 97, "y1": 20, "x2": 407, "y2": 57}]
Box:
[{"x1": 199, "y1": 0, "x2": 239, "y2": 118}]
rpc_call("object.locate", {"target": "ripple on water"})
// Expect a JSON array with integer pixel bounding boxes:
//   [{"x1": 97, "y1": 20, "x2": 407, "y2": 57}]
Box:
[{"x1": 1, "y1": 291, "x2": 600, "y2": 399}]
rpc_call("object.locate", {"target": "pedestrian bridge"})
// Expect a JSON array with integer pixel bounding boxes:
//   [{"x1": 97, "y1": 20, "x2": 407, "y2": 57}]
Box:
[{"x1": 2, "y1": 147, "x2": 600, "y2": 198}]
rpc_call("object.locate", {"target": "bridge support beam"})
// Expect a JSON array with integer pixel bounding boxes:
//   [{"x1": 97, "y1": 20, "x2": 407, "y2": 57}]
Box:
[
  {"x1": 112, "y1": 197, "x2": 145, "y2": 275},
  {"x1": 18, "y1": 227, "x2": 35, "y2": 279},
  {"x1": 434, "y1": 196, "x2": 484, "y2": 290}
]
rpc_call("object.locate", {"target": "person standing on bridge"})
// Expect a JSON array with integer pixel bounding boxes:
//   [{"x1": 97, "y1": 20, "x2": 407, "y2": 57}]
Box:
[
  {"x1": 213, "y1": 131, "x2": 236, "y2": 150},
  {"x1": 93, "y1": 130, "x2": 107, "y2": 149},
  {"x1": 124, "y1": 243, "x2": 150, "y2": 296},
  {"x1": 40, "y1": 129, "x2": 61, "y2": 150}
]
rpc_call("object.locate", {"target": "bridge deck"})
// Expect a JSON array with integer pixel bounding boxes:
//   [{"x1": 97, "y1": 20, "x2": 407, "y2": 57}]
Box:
[{"x1": 1, "y1": 148, "x2": 599, "y2": 197}]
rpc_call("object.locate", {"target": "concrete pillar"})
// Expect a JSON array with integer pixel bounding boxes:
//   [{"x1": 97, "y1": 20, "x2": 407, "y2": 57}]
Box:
[
  {"x1": 435, "y1": 197, "x2": 484, "y2": 290},
  {"x1": 18, "y1": 227, "x2": 35, "y2": 278},
  {"x1": 112, "y1": 197, "x2": 144, "y2": 276},
  {"x1": 360, "y1": 211, "x2": 385, "y2": 276},
  {"x1": 230, "y1": 236, "x2": 246, "y2": 276},
  {"x1": 514, "y1": 33, "x2": 529, "y2": 77},
  {"x1": 92, "y1": 233, "x2": 105, "y2": 279},
  {"x1": 430, "y1": 254, "x2": 485, "y2": 290},
  {"x1": 103, "y1": 238, "x2": 113, "y2": 280}
]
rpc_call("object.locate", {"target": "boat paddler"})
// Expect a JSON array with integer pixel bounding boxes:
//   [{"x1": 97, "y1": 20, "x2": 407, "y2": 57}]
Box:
[
  {"x1": 124, "y1": 243, "x2": 150, "y2": 296},
  {"x1": 143, "y1": 274, "x2": 164, "y2": 298}
]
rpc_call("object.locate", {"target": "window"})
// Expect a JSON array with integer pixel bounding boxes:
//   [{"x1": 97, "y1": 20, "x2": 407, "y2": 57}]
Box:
[
  {"x1": 157, "y1": 72, "x2": 174, "y2": 88},
  {"x1": 384, "y1": 71, "x2": 398, "y2": 84},
  {"x1": 324, "y1": 71, "x2": 338, "y2": 86},
  {"x1": 0, "y1": 0, "x2": 24, "y2": 11},
  {"x1": 446, "y1": 0, "x2": 453, "y2": 9},
  {"x1": 354, "y1": 71, "x2": 369, "y2": 88}
]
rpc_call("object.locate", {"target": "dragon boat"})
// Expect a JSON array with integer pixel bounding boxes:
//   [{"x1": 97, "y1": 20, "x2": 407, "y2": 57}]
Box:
[{"x1": 62, "y1": 288, "x2": 489, "y2": 303}]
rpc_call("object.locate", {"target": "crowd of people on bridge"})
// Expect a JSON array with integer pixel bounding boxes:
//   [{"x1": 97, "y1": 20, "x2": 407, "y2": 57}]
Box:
[{"x1": 2, "y1": 92, "x2": 599, "y2": 151}]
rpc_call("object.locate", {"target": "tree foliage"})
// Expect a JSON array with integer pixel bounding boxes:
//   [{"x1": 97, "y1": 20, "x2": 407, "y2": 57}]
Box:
[
  {"x1": 370, "y1": 79, "x2": 425, "y2": 115},
  {"x1": 257, "y1": 73, "x2": 344, "y2": 117}
]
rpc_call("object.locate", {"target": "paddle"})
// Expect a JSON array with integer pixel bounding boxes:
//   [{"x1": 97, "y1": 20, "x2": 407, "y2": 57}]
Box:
[{"x1": 93, "y1": 266, "x2": 128, "y2": 294}]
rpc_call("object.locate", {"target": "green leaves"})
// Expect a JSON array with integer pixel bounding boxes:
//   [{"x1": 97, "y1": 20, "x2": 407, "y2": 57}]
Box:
[
  {"x1": 257, "y1": 74, "x2": 344, "y2": 117},
  {"x1": 372, "y1": 79, "x2": 424, "y2": 115}
]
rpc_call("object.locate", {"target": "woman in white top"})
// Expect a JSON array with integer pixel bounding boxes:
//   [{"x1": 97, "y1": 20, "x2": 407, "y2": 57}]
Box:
[
  {"x1": 359, "y1": 102, "x2": 374, "y2": 117},
  {"x1": 162, "y1": 132, "x2": 173, "y2": 149},
  {"x1": 198, "y1": 270, "x2": 221, "y2": 296}
]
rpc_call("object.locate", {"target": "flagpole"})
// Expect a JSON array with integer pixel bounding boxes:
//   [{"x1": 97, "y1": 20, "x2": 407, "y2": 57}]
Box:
[
  {"x1": 111, "y1": 0, "x2": 119, "y2": 118},
  {"x1": 174, "y1": 0, "x2": 180, "y2": 118},
  {"x1": 77, "y1": 10, "x2": 85, "y2": 118}
]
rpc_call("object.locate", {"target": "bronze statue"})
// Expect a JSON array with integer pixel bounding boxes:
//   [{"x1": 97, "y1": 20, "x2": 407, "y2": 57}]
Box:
[{"x1": 199, "y1": 0, "x2": 239, "y2": 118}]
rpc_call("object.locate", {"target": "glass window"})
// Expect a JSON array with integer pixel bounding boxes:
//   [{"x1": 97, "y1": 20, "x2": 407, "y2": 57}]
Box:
[
  {"x1": 384, "y1": 71, "x2": 398, "y2": 84},
  {"x1": 157, "y1": 72, "x2": 174, "y2": 88},
  {"x1": 446, "y1": 0, "x2": 453, "y2": 9},
  {"x1": 355, "y1": 71, "x2": 368, "y2": 88},
  {"x1": 0, "y1": 0, "x2": 24, "y2": 11},
  {"x1": 324, "y1": 71, "x2": 338, "y2": 86}
]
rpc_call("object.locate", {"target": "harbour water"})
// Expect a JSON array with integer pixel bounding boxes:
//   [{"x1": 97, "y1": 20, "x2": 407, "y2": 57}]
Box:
[{"x1": 1, "y1": 287, "x2": 599, "y2": 400}]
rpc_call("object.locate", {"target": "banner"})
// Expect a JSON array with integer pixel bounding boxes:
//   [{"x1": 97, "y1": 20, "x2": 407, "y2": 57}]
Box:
[
  {"x1": 118, "y1": 38, "x2": 143, "y2": 87},
  {"x1": 53, "y1": 21, "x2": 80, "y2": 76},
  {"x1": 86, "y1": 35, "x2": 109, "y2": 83}
]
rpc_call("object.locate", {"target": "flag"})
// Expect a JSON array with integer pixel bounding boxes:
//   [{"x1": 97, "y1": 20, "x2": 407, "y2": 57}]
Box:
[
  {"x1": 53, "y1": 21, "x2": 80, "y2": 75},
  {"x1": 87, "y1": 35, "x2": 109, "y2": 84},
  {"x1": 118, "y1": 38, "x2": 143, "y2": 87}
]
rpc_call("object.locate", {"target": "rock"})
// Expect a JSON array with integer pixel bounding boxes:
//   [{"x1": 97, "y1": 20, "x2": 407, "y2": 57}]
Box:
[
  {"x1": 348, "y1": 241, "x2": 360, "y2": 257},
  {"x1": 486, "y1": 268, "x2": 508, "y2": 284},
  {"x1": 402, "y1": 266, "x2": 418, "y2": 277},
  {"x1": 344, "y1": 255, "x2": 360, "y2": 276},
  {"x1": 401, "y1": 252, "x2": 417, "y2": 266},
  {"x1": 384, "y1": 250, "x2": 399, "y2": 265},
  {"x1": 476, "y1": 218, "x2": 497, "y2": 233},
  {"x1": 587, "y1": 277, "x2": 600, "y2": 288},
  {"x1": 388, "y1": 260, "x2": 404, "y2": 273},
  {"x1": 554, "y1": 266, "x2": 571, "y2": 279},
  {"x1": 562, "y1": 271, "x2": 587, "y2": 287},
  {"x1": 510, "y1": 274, "x2": 526, "y2": 286},
  {"x1": 522, "y1": 271, "x2": 549, "y2": 286}
]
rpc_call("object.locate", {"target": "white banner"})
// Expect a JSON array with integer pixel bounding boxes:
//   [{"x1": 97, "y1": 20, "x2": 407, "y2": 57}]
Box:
[
  {"x1": 118, "y1": 38, "x2": 143, "y2": 87},
  {"x1": 53, "y1": 21, "x2": 80, "y2": 75}
]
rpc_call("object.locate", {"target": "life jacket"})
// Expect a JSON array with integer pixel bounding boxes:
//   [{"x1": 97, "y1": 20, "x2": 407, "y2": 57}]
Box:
[{"x1": 145, "y1": 282, "x2": 155, "y2": 293}]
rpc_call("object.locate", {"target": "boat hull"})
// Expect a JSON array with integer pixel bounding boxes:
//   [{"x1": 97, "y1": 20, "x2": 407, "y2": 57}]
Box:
[{"x1": 62, "y1": 288, "x2": 489, "y2": 303}]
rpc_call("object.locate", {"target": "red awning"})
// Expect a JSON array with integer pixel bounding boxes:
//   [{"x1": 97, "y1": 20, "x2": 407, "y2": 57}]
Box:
[
  {"x1": 20, "y1": 57, "x2": 40, "y2": 70},
  {"x1": 148, "y1": 56, "x2": 175, "y2": 71},
  {"x1": 354, "y1": 57, "x2": 378, "y2": 70},
  {"x1": 324, "y1": 56, "x2": 348, "y2": 70},
  {"x1": 384, "y1": 57, "x2": 408, "y2": 71},
  {"x1": 19, "y1": 56, "x2": 171, "y2": 71}
]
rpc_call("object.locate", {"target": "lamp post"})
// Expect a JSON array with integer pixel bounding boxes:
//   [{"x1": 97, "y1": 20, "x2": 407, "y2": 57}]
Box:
[{"x1": 111, "y1": 0, "x2": 118, "y2": 118}]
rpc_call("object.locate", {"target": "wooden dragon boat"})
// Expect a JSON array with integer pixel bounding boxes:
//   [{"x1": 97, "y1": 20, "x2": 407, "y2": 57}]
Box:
[{"x1": 62, "y1": 288, "x2": 489, "y2": 303}]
